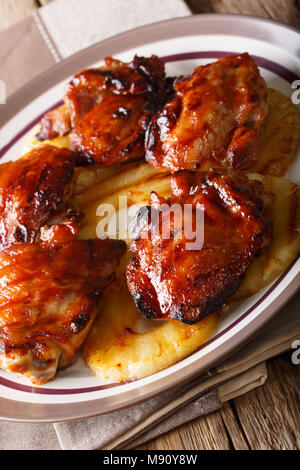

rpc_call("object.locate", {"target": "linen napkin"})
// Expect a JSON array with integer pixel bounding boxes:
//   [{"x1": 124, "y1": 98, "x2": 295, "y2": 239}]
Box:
[
  {"x1": 0, "y1": 0, "x2": 299, "y2": 451},
  {"x1": 0, "y1": 0, "x2": 191, "y2": 97}
]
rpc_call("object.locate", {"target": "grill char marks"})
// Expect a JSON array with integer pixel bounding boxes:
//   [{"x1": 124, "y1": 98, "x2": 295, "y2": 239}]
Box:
[
  {"x1": 127, "y1": 169, "x2": 273, "y2": 324},
  {"x1": 37, "y1": 55, "x2": 168, "y2": 167},
  {"x1": 0, "y1": 145, "x2": 75, "y2": 249},
  {"x1": 0, "y1": 143, "x2": 127, "y2": 384},
  {"x1": 145, "y1": 53, "x2": 268, "y2": 172},
  {"x1": 0, "y1": 219, "x2": 126, "y2": 384}
]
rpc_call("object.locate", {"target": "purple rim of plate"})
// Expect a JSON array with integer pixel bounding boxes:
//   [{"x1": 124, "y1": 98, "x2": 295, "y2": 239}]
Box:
[{"x1": 0, "y1": 50, "x2": 299, "y2": 396}]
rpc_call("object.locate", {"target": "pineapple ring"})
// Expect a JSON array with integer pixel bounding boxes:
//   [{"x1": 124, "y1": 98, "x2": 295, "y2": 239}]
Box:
[{"x1": 252, "y1": 88, "x2": 300, "y2": 176}]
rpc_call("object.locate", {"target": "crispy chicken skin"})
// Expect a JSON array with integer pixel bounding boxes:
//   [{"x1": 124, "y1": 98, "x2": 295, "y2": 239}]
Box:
[
  {"x1": 127, "y1": 170, "x2": 273, "y2": 324},
  {"x1": 145, "y1": 53, "x2": 268, "y2": 172},
  {"x1": 0, "y1": 145, "x2": 75, "y2": 249},
  {"x1": 69, "y1": 93, "x2": 152, "y2": 165},
  {"x1": 37, "y1": 55, "x2": 167, "y2": 166},
  {"x1": 0, "y1": 220, "x2": 126, "y2": 384}
]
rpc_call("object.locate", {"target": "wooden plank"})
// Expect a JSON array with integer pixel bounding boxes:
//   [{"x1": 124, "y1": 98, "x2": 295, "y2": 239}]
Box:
[
  {"x1": 185, "y1": 0, "x2": 300, "y2": 29},
  {"x1": 138, "y1": 410, "x2": 232, "y2": 450},
  {"x1": 220, "y1": 402, "x2": 250, "y2": 450},
  {"x1": 0, "y1": 0, "x2": 37, "y2": 31},
  {"x1": 232, "y1": 354, "x2": 300, "y2": 450},
  {"x1": 178, "y1": 411, "x2": 232, "y2": 449},
  {"x1": 138, "y1": 401, "x2": 251, "y2": 450}
]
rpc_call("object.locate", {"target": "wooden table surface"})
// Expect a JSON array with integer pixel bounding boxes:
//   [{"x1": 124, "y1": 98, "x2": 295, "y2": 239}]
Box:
[{"x1": 1, "y1": 0, "x2": 299, "y2": 451}]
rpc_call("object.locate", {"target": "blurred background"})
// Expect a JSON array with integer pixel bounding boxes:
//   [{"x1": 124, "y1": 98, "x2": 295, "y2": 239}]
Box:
[{"x1": 0, "y1": 0, "x2": 300, "y2": 31}]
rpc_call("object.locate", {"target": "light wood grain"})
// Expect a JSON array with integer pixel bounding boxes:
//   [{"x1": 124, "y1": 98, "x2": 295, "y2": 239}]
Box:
[
  {"x1": 0, "y1": 0, "x2": 37, "y2": 31},
  {"x1": 176, "y1": 412, "x2": 232, "y2": 450},
  {"x1": 139, "y1": 354, "x2": 300, "y2": 450},
  {"x1": 138, "y1": 411, "x2": 232, "y2": 450},
  {"x1": 185, "y1": 0, "x2": 300, "y2": 29},
  {"x1": 219, "y1": 402, "x2": 249, "y2": 450},
  {"x1": 233, "y1": 354, "x2": 300, "y2": 450}
]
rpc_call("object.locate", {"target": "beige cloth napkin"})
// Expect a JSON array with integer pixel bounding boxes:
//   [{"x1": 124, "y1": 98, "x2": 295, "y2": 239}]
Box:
[
  {"x1": 37, "y1": 0, "x2": 191, "y2": 59},
  {"x1": 0, "y1": 0, "x2": 299, "y2": 451},
  {"x1": 0, "y1": 0, "x2": 191, "y2": 96}
]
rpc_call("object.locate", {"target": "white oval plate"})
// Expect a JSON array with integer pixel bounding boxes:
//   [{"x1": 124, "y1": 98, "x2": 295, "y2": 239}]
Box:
[{"x1": 0, "y1": 14, "x2": 299, "y2": 422}]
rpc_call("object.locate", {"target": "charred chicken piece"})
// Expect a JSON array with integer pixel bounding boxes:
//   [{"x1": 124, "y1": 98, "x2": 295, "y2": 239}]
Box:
[
  {"x1": 69, "y1": 93, "x2": 152, "y2": 166},
  {"x1": 37, "y1": 56, "x2": 167, "y2": 166},
  {"x1": 127, "y1": 170, "x2": 273, "y2": 324},
  {"x1": 0, "y1": 145, "x2": 75, "y2": 249},
  {"x1": 0, "y1": 219, "x2": 126, "y2": 384},
  {"x1": 145, "y1": 53, "x2": 268, "y2": 172}
]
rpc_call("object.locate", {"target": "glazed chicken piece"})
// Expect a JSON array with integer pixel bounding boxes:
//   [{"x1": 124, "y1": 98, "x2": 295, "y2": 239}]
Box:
[
  {"x1": 70, "y1": 93, "x2": 153, "y2": 165},
  {"x1": 0, "y1": 218, "x2": 126, "y2": 384},
  {"x1": 145, "y1": 53, "x2": 268, "y2": 172},
  {"x1": 127, "y1": 170, "x2": 273, "y2": 324},
  {"x1": 37, "y1": 55, "x2": 166, "y2": 166},
  {"x1": 0, "y1": 145, "x2": 75, "y2": 249}
]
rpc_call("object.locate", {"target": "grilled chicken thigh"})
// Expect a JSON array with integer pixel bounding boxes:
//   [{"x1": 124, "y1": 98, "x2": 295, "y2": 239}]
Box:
[
  {"x1": 145, "y1": 53, "x2": 268, "y2": 172},
  {"x1": 0, "y1": 145, "x2": 126, "y2": 384},
  {"x1": 0, "y1": 145, "x2": 75, "y2": 249},
  {"x1": 127, "y1": 170, "x2": 273, "y2": 324},
  {"x1": 37, "y1": 55, "x2": 166, "y2": 166},
  {"x1": 0, "y1": 218, "x2": 126, "y2": 384},
  {"x1": 70, "y1": 93, "x2": 152, "y2": 166}
]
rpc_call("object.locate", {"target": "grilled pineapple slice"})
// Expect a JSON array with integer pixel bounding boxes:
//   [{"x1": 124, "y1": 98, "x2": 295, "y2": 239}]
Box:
[
  {"x1": 77, "y1": 163, "x2": 300, "y2": 382},
  {"x1": 254, "y1": 89, "x2": 300, "y2": 176},
  {"x1": 233, "y1": 173, "x2": 300, "y2": 299}
]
